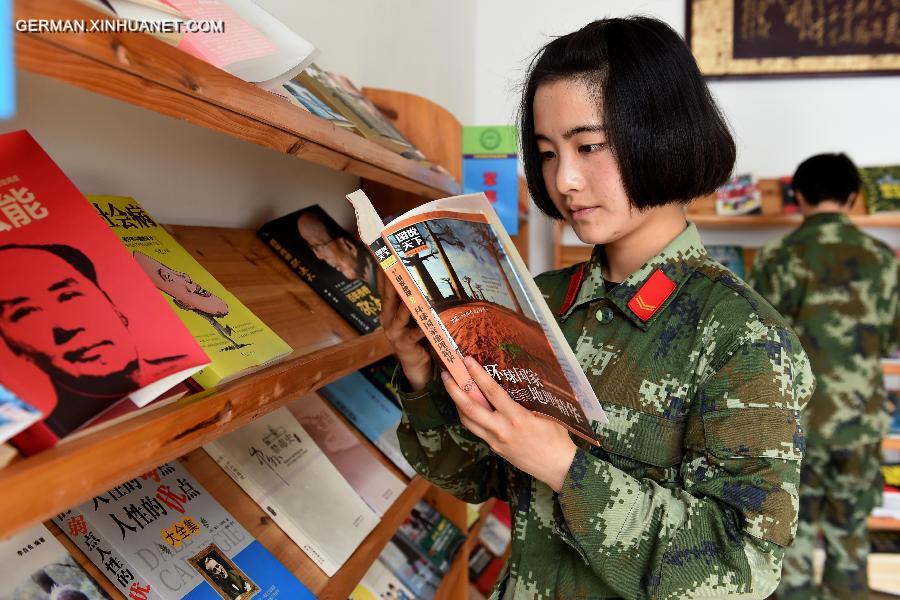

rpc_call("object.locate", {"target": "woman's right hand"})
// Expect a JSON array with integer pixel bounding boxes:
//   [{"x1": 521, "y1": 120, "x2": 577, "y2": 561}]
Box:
[{"x1": 378, "y1": 269, "x2": 433, "y2": 392}]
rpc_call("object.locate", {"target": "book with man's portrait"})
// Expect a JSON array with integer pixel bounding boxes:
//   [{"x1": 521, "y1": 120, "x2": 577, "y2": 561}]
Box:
[{"x1": 0, "y1": 131, "x2": 210, "y2": 455}]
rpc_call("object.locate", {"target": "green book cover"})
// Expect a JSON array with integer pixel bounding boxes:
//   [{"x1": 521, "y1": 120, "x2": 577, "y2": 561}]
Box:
[
  {"x1": 90, "y1": 195, "x2": 292, "y2": 389},
  {"x1": 860, "y1": 166, "x2": 900, "y2": 213}
]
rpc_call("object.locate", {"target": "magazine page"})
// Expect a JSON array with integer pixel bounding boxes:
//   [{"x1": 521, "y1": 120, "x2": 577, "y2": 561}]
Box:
[{"x1": 348, "y1": 191, "x2": 606, "y2": 444}]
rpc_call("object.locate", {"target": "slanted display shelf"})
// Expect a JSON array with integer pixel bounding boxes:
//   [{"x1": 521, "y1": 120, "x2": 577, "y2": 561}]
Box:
[
  {"x1": 0, "y1": 226, "x2": 394, "y2": 541},
  {"x1": 14, "y1": 0, "x2": 461, "y2": 200}
]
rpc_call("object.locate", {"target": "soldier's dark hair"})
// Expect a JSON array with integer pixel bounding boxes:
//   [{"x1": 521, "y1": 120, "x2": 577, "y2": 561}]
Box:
[
  {"x1": 792, "y1": 153, "x2": 860, "y2": 206},
  {"x1": 518, "y1": 16, "x2": 736, "y2": 218},
  {"x1": 0, "y1": 243, "x2": 101, "y2": 287}
]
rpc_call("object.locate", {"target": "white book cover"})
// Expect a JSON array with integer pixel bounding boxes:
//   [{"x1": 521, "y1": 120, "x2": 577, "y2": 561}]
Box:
[
  {"x1": 54, "y1": 461, "x2": 313, "y2": 599},
  {"x1": 350, "y1": 560, "x2": 415, "y2": 600},
  {"x1": 0, "y1": 523, "x2": 110, "y2": 599},
  {"x1": 204, "y1": 407, "x2": 379, "y2": 577},
  {"x1": 288, "y1": 393, "x2": 405, "y2": 517}
]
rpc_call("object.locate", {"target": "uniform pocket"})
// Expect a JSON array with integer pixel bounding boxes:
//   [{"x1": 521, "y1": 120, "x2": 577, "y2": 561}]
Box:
[{"x1": 600, "y1": 404, "x2": 685, "y2": 468}]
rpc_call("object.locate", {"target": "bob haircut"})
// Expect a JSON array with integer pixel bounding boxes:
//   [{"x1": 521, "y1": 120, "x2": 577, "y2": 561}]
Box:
[
  {"x1": 792, "y1": 153, "x2": 860, "y2": 206},
  {"x1": 519, "y1": 16, "x2": 736, "y2": 218}
]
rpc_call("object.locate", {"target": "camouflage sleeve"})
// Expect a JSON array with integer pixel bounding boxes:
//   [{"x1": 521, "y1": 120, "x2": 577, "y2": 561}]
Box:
[
  {"x1": 747, "y1": 245, "x2": 788, "y2": 316},
  {"x1": 394, "y1": 365, "x2": 509, "y2": 503},
  {"x1": 885, "y1": 258, "x2": 900, "y2": 356},
  {"x1": 553, "y1": 322, "x2": 812, "y2": 599}
]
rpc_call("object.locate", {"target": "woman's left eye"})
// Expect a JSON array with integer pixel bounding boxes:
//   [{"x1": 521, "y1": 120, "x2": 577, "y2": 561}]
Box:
[{"x1": 579, "y1": 143, "x2": 606, "y2": 153}]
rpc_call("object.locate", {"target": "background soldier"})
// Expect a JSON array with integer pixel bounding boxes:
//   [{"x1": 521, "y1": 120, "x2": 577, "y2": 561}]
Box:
[{"x1": 750, "y1": 153, "x2": 900, "y2": 599}]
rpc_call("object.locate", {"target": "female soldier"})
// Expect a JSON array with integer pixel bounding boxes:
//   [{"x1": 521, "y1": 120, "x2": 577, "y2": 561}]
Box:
[{"x1": 380, "y1": 16, "x2": 813, "y2": 599}]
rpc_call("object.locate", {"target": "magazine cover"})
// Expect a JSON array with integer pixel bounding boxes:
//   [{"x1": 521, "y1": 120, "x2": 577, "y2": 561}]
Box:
[
  {"x1": 258, "y1": 205, "x2": 381, "y2": 334},
  {"x1": 396, "y1": 501, "x2": 464, "y2": 575},
  {"x1": 0, "y1": 383, "x2": 41, "y2": 445},
  {"x1": 0, "y1": 523, "x2": 110, "y2": 599},
  {"x1": 90, "y1": 195, "x2": 293, "y2": 389},
  {"x1": 54, "y1": 461, "x2": 314, "y2": 600},
  {"x1": 204, "y1": 407, "x2": 380, "y2": 577},
  {"x1": 859, "y1": 166, "x2": 900, "y2": 213},
  {"x1": 0, "y1": 131, "x2": 209, "y2": 455},
  {"x1": 350, "y1": 560, "x2": 415, "y2": 600},
  {"x1": 347, "y1": 191, "x2": 606, "y2": 445},
  {"x1": 319, "y1": 372, "x2": 416, "y2": 478},
  {"x1": 378, "y1": 536, "x2": 442, "y2": 600},
  {"x1": 287, "y1": 393, "x2": 405, "y2": 517}
]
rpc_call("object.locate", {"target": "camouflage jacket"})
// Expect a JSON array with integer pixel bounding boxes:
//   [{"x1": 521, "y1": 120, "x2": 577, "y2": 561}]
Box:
[
  {"x1": 396, "y1": 223, "x2": 814, "y2": 599},
  {"x1": 749, "y1": 212, "x2": 899, "y2": 449}
]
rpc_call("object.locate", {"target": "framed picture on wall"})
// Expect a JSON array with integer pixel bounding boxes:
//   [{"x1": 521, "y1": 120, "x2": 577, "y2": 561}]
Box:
[{"x1": 687, "y1": 0, "x2": 900, "y2": 78}]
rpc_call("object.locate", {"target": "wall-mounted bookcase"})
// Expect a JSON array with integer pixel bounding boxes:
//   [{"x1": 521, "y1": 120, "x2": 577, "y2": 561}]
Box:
[{"x1": 8, "y1": 0, "x2": 484, "y2": 598}]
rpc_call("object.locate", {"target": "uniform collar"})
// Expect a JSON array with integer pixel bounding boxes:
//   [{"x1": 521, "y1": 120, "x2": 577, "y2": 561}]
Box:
[
  {"x1": 560, "y1": 222, "x2": 708, "y2": 330},
  {"x1": 800, "y1": 211, "x2": 851, "y2": 227}
]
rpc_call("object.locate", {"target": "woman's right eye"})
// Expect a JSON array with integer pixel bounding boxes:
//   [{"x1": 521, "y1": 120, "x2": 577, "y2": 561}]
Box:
[{"x1": 539, "y1": 150, "x2": 556, "y2": 162}]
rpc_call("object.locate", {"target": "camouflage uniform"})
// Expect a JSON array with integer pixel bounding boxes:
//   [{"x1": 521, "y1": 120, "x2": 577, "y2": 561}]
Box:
[
  {"x1": 749, "y1": 212, "x2": 900, "y2": 600},
  {"x1": 395, "y1": 223, "x2": 813, "y2": 599}
]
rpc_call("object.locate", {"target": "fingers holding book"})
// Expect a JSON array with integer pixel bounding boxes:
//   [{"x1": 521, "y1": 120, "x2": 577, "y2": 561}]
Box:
[
  {"x1": 442, "y1": 357, "x2": 578, "y2": 493},
  {"x1": 377, "y1": 269, "x2": 432, "y2": 391}
]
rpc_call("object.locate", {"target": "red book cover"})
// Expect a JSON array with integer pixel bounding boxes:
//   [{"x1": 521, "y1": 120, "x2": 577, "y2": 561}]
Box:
[{"x1": 0, "y1": 130, "x2": 209, "y2": 454}]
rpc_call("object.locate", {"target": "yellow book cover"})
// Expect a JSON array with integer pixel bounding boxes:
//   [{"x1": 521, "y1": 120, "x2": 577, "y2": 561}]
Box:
[{"x1": 89, "y1": 195, "x2": 293, "y2": 388}]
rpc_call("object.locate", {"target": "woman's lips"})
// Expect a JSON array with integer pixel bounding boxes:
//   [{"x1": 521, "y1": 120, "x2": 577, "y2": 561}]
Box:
[{"x1": 570, "y1": 206, "x2": 598, "y2": 219}]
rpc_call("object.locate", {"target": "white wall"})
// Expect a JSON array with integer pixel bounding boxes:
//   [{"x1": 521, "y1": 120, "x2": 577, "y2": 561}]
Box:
[{"x1": 471, "y1": 0, "x2": 900, "y2": 272}]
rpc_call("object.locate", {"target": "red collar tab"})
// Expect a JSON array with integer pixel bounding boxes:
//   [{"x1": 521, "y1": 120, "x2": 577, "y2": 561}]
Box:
[
  {"x1": 627, "y1": 268, "x2": 676, "y2": 322},
  {"x1": 559, "y1": 264, "x2": 586, "y2": 316}
]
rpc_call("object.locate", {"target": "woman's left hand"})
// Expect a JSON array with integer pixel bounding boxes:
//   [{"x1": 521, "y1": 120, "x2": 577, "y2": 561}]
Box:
[{"x1": 442, "y1": 356, "x2": 578, "y2": 492}]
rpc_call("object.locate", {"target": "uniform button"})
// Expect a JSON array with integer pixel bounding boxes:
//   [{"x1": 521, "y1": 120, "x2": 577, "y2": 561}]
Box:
[{"x1": 595, "y1": 307, "x2": 614, "y2": 324}]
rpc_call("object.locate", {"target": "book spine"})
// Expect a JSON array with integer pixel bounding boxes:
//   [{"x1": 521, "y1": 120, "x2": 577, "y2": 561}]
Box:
[
  {"x1": 257, "y1": 228, "x2": 375, "y2": 334},
  {"x1": 54, "y1": 509, "x2": 158, "y2": 600},
  {"x1": 368, "y1": 237, "x2": 471, "y2": 391}
]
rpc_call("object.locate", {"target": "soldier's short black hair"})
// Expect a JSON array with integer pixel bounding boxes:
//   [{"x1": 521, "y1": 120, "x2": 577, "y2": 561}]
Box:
[
  {"x1": 792, "y1": 153, "x2": 860, "y2": 206},
  {"x1": 518, "y1": 16, "x2": 736, "y2": 218}
]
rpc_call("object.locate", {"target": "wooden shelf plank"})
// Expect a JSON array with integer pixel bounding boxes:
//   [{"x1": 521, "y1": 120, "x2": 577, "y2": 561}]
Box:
[
  {"x1": 885, "y1": 362, "x2": 900, "y2": 376},
  {"x1": 688, "y1": 213, "x2": 900, "y2": 228},
  {"x1": 182, "y1": 450, "x2": 430, "y2": 598},
  {"x1": 14, "y1": 0, "x2": 461, "y2": 199},
  {"x1": 0, "y1": 226, "x2": 393, "y2": 539},
  {"x1": 883, "y1": 437, "x2": 900, "y2": 451}
]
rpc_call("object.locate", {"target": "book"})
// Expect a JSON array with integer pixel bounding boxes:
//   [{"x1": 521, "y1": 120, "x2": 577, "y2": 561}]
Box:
[
  {"x1": 779, "y1": 176, "x2": 799, "y2": 214},
  {"x1": 162, "y1": 0, "x2": 319, "y2": 89},
  {"x1": 378, "y1": 536, "x2": 443, "y2": 600},
  {"x1": 397, "y1": 501, "x2": 465, "y2": 575},
  {"x1": 0, "y1": 523, "x2": 111, "y2": 599},
  {"x1": 350, "y1": 559, "x2": 416, "y2": 600},
  {"x1": 257, "y1": 205, "x2": 381, "y2": 334},
  {"x1": 715, "y1": 174, "x2": 762, "y2": 216},
  {"x1": 54, "y1": 461, "x2": 314, "y2": 599},
  {"x1": 347, "y1": 190, "x2": 607, "y2": 444},
  {"x1": 319, "y1": 372, "x2": 416, "y2": 478},
  {"x1": 297, "y1": 65, "x2": 411, "y2": 155},
  {"x1": 860, "y1": 166, "x2": 900, "y2": 214},
  {"x1": 287, "y1": 392, "x2": 405, "y2": 517},
  {"x1": 0, "y1": 131, "x2": 208, "y2": 455},
  {"x1": 203, "y1": 407, "x2": 379, "y2": 577},
  {"x1": 281, "y1": 79, "x2": 357, "y2": 130},
  {"x1": 359, "y1": 357, "x2": 402, "y2": 407},
  {"x1": 0, "y1": 382, "x2": 41, "y2": 445},
  {"x1": 706, "y1": 245, "x2": 746, "y2": 279},
  {"x1": 91, "y1": 195, "x2": 292, "y2": 389},
  {"x1": 327, "y1": 73, "x2": 427, "y2": 161}
]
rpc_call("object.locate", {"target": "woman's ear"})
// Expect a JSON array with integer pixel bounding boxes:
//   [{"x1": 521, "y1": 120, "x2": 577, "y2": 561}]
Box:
[{"x1": 846, "y1": 191, "x2": 858, "y2": 210}]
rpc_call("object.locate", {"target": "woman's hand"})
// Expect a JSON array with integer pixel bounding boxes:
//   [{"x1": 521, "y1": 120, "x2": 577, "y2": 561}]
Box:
[
  {"x1": 378, "y1": 269, "x2": 433, "y2": 392},
  {"x1": 442, "y1": 356, "x2": 578, "y2": 492}
]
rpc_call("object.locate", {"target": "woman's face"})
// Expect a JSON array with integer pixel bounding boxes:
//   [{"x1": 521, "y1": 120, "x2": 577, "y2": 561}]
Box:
[{"x1": 534, "y1": 78, "x2": 649, "y2": 246}]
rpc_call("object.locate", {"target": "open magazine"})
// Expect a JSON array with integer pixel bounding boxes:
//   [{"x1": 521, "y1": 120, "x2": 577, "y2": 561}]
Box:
[{"x1": 347, "y1": 190, "x2": 606, "y2": 445}]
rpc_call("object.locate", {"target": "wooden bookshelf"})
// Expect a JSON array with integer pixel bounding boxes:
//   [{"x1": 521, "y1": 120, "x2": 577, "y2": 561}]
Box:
[
  {"x1": 0, "y1": 225, "x2": 393, "y2": 540},
  {"x1": 870, "y1": 516, "x2": 900, "y2": 532},
  {"x1": 14, "y1": 0, "x2": 461, "y2": 200},
  {"x1": 885, "y1": 362, "x2": 900, "y2": 376},
  {"x1": 434, "y1": 499, "x2": 498, "y2": 600}
]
